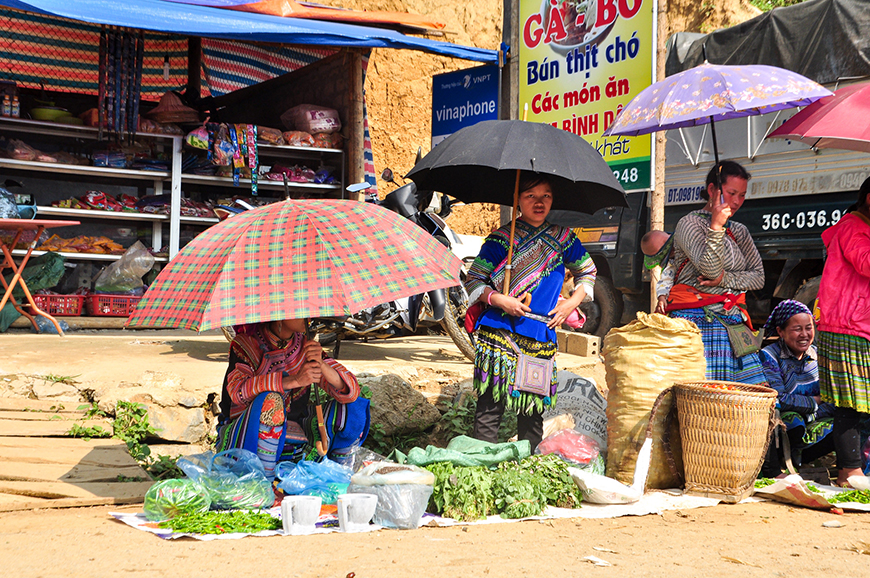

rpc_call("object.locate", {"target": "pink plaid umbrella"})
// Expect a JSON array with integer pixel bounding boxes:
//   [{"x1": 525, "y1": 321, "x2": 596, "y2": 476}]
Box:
[{"x1": 127, "y1": 199, "x2": 462, "y2": 331}]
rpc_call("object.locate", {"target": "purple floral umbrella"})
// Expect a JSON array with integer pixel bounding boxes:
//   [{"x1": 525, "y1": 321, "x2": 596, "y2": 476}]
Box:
[{"x1": 603, "y1": 62, "x2": 832, "y2": 175}]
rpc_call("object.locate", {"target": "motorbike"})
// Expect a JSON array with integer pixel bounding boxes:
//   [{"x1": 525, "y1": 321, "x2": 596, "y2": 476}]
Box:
[{"x1": 308, "y1": 170, "x2": 478, "y2": 360}]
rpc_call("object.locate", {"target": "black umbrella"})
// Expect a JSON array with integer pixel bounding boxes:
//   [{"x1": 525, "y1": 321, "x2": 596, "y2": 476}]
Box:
[
  {"x1": 406, "y1": 120, "x2": 627, "y2": 214},
  {"x1": 406, "y1": 119, "x2": 626, "y2": 291}
]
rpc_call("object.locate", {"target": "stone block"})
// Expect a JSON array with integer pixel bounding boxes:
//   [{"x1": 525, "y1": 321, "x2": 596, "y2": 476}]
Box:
[{"x1": 564, "y1": 332, "x2": 600, "y2": 357}]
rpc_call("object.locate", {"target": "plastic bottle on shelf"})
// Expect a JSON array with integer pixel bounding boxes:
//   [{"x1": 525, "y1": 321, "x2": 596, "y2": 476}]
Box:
[
  {"x1": 10, "y1": 96, "x2": 19, "y2": 118},
  {"x1": 1, "y1": 95, "x2": 10, "y2": 117}
]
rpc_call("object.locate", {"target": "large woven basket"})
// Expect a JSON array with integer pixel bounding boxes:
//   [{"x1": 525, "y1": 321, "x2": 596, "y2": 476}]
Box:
[{"x1": 674, "y1": 381, "x2": 777, "y2": 503}]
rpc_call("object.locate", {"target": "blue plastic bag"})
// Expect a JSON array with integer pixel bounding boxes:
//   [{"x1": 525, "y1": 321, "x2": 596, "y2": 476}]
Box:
[
  {"x1": 275, "y1": 458, "x2": 352, "y2": 504},
  {"x1": 177, "y1": 449, "x2": 273, "y2": 511}
]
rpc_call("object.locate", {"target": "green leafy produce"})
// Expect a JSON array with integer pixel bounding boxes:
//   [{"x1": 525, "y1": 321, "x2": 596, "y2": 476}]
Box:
[
  {"x1": 827, "y1": 489, "x2": 870, "y2": 504},
  {"x1": 806, "y1": 483, "x2": 820, "y2": 493},
  {"x1": 426, "y1": 462, "x2": 494, "y2": 521},
  {"x1": 158, "y1": 511, "x2": 281, "y2": 534},
  {"x1": 424, "y1": 454, "x2": 582, "y2": 521},
  {"x1": 754, "y1": 478, "x2": 776, "y2": 488},
  {"x1": 491, "y1": 469, "x2": 546, "y2": 519},
  {"x1": 144, "y1": 478, "x2": 211, "y2": 522},
  {"x1": 497, "y1": 454, "x2": 582, "y2": 509}
]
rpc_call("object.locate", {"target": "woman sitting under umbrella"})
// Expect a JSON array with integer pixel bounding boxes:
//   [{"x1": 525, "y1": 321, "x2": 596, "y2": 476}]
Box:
[
  {"x1": 465, "y1": 173, "x2": 596, "y2": 450},
  {"x1": 215, "y1": 318, "x2": 370, "y2": 478}
]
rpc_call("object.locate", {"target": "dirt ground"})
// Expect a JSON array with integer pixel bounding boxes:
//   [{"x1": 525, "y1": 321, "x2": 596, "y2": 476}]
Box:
[{"x1": 2, "y1": 330, "x2": 870, "y2": 576}]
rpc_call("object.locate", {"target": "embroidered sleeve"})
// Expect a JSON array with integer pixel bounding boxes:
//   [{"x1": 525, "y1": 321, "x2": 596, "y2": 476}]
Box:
[
  {"x1": 465, "y1": 233, "x2": 507, "y2": 304},
  {"x1": 760, "y1": 345, "x2": 817, "y2": 414},
  {"x1": 721, "y1": 223, "x2": 764, "y2": 291},
  {"x1": 320, "y1": 358, "x2": 360, "y2": 403},
  {"x1": 225, "y1": 335, "x2": 284, "y2": 408},
  {"x1": 563, "y1": 231, "x2": 596, "y2": 295}
]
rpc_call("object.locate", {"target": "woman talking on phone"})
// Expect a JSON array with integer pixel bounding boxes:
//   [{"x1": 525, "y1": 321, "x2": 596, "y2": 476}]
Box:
[{"x1": 666, "y1": 161, "x2": 766, "y2": 384}]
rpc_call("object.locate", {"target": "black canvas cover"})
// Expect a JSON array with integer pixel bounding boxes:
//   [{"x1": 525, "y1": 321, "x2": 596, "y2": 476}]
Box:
[{"x1": 665, "y1": 0, "x2": 870, "y2": 84}]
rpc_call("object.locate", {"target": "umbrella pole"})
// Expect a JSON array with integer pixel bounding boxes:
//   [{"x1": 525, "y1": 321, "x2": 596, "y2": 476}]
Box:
[
  {"x1": 503, "y1": 169, "x2": 521, "y2": 293},
  {"x1": 306, "y1": 319, "x2": 329, "y2": 457},
  {"x1": 709, "y1": 116, "x2": 723, "y2": 194}
]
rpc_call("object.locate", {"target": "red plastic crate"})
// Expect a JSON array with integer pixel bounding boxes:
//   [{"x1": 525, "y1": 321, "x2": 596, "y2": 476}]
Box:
[
  {"x1": 85, "y1": 294, "x2": 142, "y2": 317},
  {"x1": 28, "y1": 294, "x2": 85, "y2": 316}
]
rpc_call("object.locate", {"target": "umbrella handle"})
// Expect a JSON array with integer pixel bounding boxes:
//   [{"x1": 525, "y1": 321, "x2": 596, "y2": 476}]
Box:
[{"x1": 314, "y1": 403, "x2": 328, "y2": 457}]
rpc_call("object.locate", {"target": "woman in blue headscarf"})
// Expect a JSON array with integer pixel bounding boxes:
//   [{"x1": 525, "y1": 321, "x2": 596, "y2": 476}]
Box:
[{"x1": 759, "y1": 300, "x2": 835, "y2": 476}]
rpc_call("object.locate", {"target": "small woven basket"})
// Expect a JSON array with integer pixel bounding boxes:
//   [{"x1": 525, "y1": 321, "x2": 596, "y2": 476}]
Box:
[{"x1": 674, "y1": 381, "x2": 777, "y2": 503}]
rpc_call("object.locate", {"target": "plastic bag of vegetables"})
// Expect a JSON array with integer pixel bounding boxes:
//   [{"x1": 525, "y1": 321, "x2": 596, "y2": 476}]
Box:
[
  {"x1": 144, "y1": 478, "x2": 211, "y2": 522},
  {"x1": 177, "y1": 449, "x2": 274, "y2": 511}
]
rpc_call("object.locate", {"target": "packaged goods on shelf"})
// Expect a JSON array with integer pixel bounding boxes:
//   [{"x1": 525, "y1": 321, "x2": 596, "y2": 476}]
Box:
[
  {"x1": 281, "y1": 104, "x2": 341, "y2": 134},
  {"x1": 312, "y1": 132, "x2": 343, "y2": 149},
  {"x1": 184, "y1": 126, "x2": 209, "y2": 149},
  {"x1": 282, "y1": 130, "x2": 314, "y2": 147},
  {"x1": 257, "y1": 126, "x2": 283, "y2": 145}
]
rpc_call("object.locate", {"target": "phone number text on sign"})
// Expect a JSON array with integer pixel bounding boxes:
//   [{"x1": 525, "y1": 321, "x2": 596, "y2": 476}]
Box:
[{"x1": 761, "y1": 210, "x2": 843, "y2": 231}]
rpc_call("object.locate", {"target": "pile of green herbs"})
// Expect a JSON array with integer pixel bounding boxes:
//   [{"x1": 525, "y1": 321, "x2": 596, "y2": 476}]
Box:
[
  {"x1": 424, "y1": 454, "x2": 581, "y2": 521},
  {"x1": 158, "y1": 511, "x2": 281, "y2": 534},
  {"x1": 827, "y1": 489, "x2": 870, "y2": 504}
]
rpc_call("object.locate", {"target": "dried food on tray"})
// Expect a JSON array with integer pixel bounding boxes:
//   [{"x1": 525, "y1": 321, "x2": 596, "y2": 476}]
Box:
[{"x1": 36, "y1": 234, "x2": 124, "y2": 254}]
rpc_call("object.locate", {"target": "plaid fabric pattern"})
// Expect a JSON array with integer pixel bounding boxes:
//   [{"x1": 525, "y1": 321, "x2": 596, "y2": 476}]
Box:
[
  {"x1": 127, "y1": 199, "x2": 461, "y2": 331},
  {"x1": 0, "y1": 8, "x2": 188, "y2": 100},
  {"x1": 671, "y1": 307, "x2": 767, "y2": 384},
  {"x1": 818, "y1": 330, "x2": 870, "y2": 413}
]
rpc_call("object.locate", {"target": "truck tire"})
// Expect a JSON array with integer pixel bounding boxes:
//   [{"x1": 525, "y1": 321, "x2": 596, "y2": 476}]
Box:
[
  {"x1": 579, "y1": 275, "x2": 623, "y2": 339},
  {"x1": 442, "y1": 284, "x2": 476, "y2": 361},
  {"x1": 793, "y1": 275, "x2": 822, "y2": 309}
]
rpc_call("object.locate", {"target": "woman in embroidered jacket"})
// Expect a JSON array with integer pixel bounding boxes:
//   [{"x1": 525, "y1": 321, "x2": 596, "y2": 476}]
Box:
[
  {"x1": 759, "y1": 300, "x2": 835, "y2": 477},
  {"x1": 215, "y1": 318, "x2": 368, "y2": 478},
  {"x1": 667, "y1": 161, "x2": 766, "y2": 384},
  {"x1": 465, "y1": 173, "x2": 596, "y2": 450}
]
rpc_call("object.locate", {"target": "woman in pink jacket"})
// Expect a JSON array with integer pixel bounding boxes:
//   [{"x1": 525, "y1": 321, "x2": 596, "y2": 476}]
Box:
[{"x1": 818, "y1": 177, "x2": 870, "y2": 487}]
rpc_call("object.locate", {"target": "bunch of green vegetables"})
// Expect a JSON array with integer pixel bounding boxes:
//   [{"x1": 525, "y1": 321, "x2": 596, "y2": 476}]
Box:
[
  {"x1": 158, "y1": 511, "x2": 281, "y2": 534},
  {"x1": 827, "y1": 489, "x2": 870, "y2": 504},
  {"x1": 424, "y1": 454, "x2": 582, "y2": 521},
  {"x1": 497, "y1": 454, "x2": 582, "y2": 509}
]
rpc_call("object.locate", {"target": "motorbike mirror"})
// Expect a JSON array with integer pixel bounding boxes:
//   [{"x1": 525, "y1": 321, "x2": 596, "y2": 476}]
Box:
[
  {"x1": 380, "y1": 168, "x2": 395, "y2": 183},
  {"x1": 346, "y1": 182, "x2": 372, "y2": 193}
]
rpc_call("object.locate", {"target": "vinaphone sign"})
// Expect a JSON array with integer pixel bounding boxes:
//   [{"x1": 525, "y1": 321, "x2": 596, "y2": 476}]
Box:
[{"x1": 518, "y1": 0, "x2": 655, "y2": 191}]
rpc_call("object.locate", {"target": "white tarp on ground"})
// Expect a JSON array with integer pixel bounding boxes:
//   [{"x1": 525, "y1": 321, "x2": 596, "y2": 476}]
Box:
[{"x1": 110, "y1": 490, "x2": 753, "y2": 541}]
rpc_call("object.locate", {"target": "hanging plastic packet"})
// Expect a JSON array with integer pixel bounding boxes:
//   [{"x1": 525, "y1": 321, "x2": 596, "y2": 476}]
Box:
[{"x1": 247, "y1": 124, "x2": 258, "y2": 195}]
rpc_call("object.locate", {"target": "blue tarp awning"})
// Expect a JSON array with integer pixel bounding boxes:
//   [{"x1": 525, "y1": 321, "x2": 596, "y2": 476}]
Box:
[{"x1": 0, "y1": 0, "x2": 498, "y2": 63}]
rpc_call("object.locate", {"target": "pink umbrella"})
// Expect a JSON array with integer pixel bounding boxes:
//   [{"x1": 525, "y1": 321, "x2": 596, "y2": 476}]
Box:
[{"x1": 767, "y1": 81, "x2": 870, "y2": 153}]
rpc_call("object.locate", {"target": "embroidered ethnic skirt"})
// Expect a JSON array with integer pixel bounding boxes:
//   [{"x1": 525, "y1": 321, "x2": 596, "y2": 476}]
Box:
[
  {"x1": 818, "y1": 330, "x2": 870, "y2": 413},
  {"x1": 670, "y1": 307, "x2": 766, "y2": 384},
  {"x1": 472, "y1": 326, "x2": 558, "y2": 416}
]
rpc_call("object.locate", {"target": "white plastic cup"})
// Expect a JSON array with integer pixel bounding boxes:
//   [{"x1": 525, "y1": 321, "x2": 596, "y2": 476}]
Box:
[
  {"x1": 336, "y1": 493, "x2": 378, "y2": 533},
  {"x1": 281, "y1": 495, "x2": 322, "y2": 535}
]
